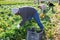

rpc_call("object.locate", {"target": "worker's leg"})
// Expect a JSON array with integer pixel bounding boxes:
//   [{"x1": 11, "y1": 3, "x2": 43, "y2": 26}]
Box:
[
  {"x1": 52, "y1": 7, "x2": 54, "y2": 12},
  {"x1": 27, "y1": 16, "x2": 33, "y2": 25},
  {"x1": 33, "y1": 12, "x2": 44, "y2": 30}
]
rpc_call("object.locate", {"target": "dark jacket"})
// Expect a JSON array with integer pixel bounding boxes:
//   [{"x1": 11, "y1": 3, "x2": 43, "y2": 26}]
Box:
[{"x1": 16, "y1": 7, "x2": 37, "y2": 26}]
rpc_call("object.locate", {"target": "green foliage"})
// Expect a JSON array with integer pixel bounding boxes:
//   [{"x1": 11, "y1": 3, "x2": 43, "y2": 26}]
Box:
[
  {"x1": 0, "y1": 2, "x2": 56, "y2": 40},
  {"x1": 0, "y1": 1, "x2": 33, "y2": 5}
]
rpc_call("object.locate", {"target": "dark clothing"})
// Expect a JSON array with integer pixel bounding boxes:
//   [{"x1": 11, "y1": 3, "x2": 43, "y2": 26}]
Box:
[
  {"x1": 18, "y1": 7, "x2": 37, "y2": 18},
  {"x1": 18, "y1": 7, "x2": 37, "y2": 26},
  {"x1": 48, "y1": 3, "x2": 55, "y2": 12},
  {"x1": 16, "y1": 7, "x2": 44, "y2": 30},
  {"x1": 33, "y1": 12, "x2": 44, "y2": 30},
  {"x1": 48, "y1": 3, "x2": 55, "y2": 7}
]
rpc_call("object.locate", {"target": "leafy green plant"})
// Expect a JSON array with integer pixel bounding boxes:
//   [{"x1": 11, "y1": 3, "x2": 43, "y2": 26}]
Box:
[{"x1": 0, "y1": 2, "x2": 57, "y2": 40}]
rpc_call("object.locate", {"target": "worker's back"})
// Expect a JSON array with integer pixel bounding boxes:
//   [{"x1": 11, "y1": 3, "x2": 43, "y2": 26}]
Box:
[{"x1": 18, "y1": 7, "x2": 37, "y2": 18}]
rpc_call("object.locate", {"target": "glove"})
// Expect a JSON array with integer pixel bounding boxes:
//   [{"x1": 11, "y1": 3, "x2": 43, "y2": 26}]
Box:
[{"x1": 16, "y1": 24, "x2": 20, "y2": 29}]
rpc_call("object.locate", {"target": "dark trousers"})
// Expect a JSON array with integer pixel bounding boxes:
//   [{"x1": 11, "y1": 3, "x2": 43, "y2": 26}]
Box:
[{"x1": 28, "y1": 12, "x2": 44, "y2": 30}]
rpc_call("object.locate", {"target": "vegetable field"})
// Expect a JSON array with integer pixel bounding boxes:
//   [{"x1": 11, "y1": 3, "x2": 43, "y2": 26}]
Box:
[{"x1": 0, "y1": 0, "x2": 60, "y2": 40}]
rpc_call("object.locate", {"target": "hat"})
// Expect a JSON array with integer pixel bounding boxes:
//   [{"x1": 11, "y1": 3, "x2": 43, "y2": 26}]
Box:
[{"x1": 11, "y1": 8, "x2": 19, "y2": 14}]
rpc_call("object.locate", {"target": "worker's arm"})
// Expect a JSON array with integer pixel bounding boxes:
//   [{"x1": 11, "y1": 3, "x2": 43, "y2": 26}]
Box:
[{"x1": 17, "y1": 17, "x2": 27, "y2": 29}]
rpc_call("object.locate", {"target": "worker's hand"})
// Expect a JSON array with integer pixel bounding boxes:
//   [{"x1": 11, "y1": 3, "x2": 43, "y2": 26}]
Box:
[{"x1": 16, "y1": 24, "x2": 20, "y2": 29}]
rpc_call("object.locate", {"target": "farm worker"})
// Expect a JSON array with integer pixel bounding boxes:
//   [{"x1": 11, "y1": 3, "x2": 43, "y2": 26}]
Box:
[
  {"x1": 38, "y1": 1, "x2": 47, "y2": 18},
  {"x1": 38, "y1": 1, "x2": 47, "y2": 14},
  {"x1": 48, "y1": 1, "x2": 55, "y2": 12},
  {"x1": 11, "y1": 6, "x2": 44, "y2": 31}
]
